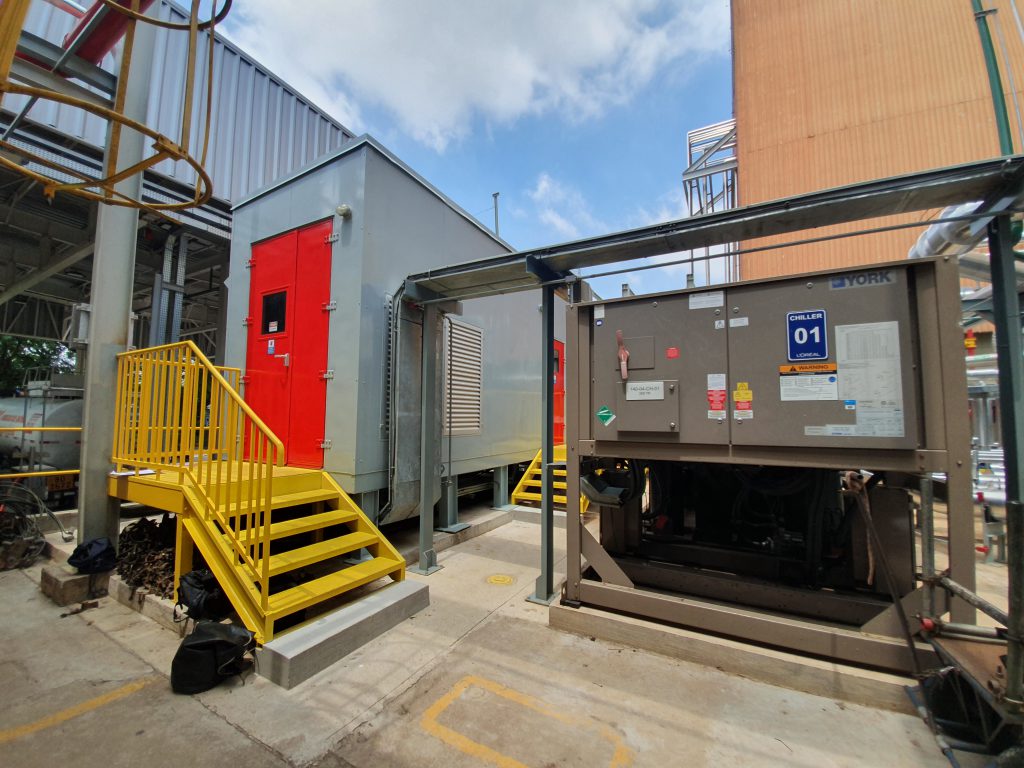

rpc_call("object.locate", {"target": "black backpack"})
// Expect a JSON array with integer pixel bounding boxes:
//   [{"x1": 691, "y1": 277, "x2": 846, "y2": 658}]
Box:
[
  {"x1": 68, "y1": 537, "x2": 117, "y2": 574},
  {"x1": 170, "y1": 620, "x2": 255, "y2": 694},
  {"x1": 175, "y1": 569, "x2": 231, "y2": 622}
]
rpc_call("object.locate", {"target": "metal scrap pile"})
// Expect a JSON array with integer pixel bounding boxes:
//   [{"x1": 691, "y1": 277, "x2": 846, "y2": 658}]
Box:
[
  {"x1": 0, "y1": 484, "x2": 48, "y2": 570},
  {"x1": 117, "y1": 515, "x2": 176, "y2": 599}
]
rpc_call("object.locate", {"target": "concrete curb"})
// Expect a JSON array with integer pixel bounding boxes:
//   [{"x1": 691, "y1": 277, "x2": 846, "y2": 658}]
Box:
[{"x1": 550, "y1": 603, "x2": 916, "y2": 715}]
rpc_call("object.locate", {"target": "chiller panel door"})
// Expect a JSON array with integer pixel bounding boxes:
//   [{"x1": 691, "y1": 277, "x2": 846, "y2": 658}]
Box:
[
  {"x1": 725, "y1": 266, "x2": 921, "y2": 450},
  {"x1": 245, "y1": 230, "x2": 298, "y2": 456},
  {"x1": 244, "y1": 220, "x2": 333, "y2": 467},
  {"x1": 288, "y1": 220, "x2": 333, "y2": 468}
]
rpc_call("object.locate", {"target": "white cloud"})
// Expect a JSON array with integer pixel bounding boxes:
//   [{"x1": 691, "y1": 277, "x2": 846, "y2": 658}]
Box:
[
  {"x1": 224, "y1": 0, "x2": 730, "y2": 151},
  {"x1": 528, "y1": 172, "x2": 605, "y2": 241}
]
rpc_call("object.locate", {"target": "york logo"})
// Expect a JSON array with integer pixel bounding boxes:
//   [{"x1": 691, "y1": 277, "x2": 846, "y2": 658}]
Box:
[{"x1": 830, "y1": 270, "x2": 894, "y2": 289}]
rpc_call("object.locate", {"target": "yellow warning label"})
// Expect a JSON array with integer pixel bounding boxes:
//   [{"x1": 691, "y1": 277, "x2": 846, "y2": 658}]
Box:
[
  {"x1": 736, "y1": 382, "x2": 750, "y2": 391},
  {"x1": 778, "y1": 363, "x2": 837, "y2": 374},
  {"x1": 733, "y1": 390, "x2": 753, "y2": 402}
]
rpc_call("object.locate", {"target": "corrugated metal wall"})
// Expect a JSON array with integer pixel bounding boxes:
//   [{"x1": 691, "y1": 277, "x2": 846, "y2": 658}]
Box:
[
  {"x1": 12, "y1": 0, "x2": 354, "y2": 203},
  {"x1": 733, "y1": 0, "x2": 1024, "y2": 279}
]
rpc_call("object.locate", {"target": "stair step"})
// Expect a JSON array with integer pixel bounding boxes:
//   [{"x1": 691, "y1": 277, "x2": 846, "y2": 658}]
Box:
[
  {"x1": 514, "y1": 491, "x2": 569, "y2": 503},
  {"x1": 223, "y1": 488, "x2": 339, "y2": 516},
  {"x1": 268, "y1": 556, "x2": 404, "y2": 619},
  {"x1": 268, "y1": 509, "x2": 359, "y2": 540},
  {"x1": 267, "y1": 531, "x2": 378, "y2": 577},
  {"x1": 522, "y1": 479, "x2": 568, "y2": 490}
]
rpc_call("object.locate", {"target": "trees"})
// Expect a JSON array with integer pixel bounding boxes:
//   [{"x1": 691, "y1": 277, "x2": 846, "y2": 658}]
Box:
[{"x1": 0, "y1": 337, "x2": 75, "y2": 395}]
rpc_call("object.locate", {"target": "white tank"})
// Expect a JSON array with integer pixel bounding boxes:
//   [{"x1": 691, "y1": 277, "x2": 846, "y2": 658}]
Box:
[{"x1": 0, "y1": 397, "x2": 82, "y2": 470}]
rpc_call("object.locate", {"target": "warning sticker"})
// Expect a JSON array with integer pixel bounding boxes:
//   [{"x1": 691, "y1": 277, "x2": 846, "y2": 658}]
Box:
[
  {"x1": 708, "y1": 410, "x2": 726, "y2": 420},
  {"x1": 733, "y1": 390, "x2": 753, "y2": 402},
  {"x1": 707, "y1": 372, "x2": 727, "y2": 418},
  {"x1": 707, "y1": 390, "x2": 727, "y2": 409},
  {"x1": 596, "y1": 405, "x2": 616, "y2": 426},
  {"x1": 734, "y1": 409, "x2": 754, "y2": 420},
  {"x1": 707, "y1": 373, "x2": 727, "y2": 390},
  {"x1": 779, "y1": 363, "x2": 837, "y2": 374},
  {"x1": 779, "y1": 373, "x2": 838, "y2": 401},
  {"x1": 665, "y1": 347, "x2": 680, "y2": 359}
]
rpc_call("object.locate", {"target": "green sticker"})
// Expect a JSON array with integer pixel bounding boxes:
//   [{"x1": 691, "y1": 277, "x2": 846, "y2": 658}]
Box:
[{"x1": 596, "y1": 405, "x2": 616, "y2": 426}]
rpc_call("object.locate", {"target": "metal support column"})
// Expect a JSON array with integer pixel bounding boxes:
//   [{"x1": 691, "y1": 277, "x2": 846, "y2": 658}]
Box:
[
  {"x1": 492, "y1": 464, "x2": 510, "y2": 508},
  {"x1": 78, "y1": 20, "x2": 156, "y2": 544},
  {"x1": 989, "y1": 215, "x2": 1024, "y2": 705},
  {"x1": 413, "y1": 302, "x2": 441, "y2": 575},
  {"x1": 529, "y1": 284, "x2": 557, "y2": 604},
  {"x1": 920, "y1": 476, "x2": 936, "y2": 618}
]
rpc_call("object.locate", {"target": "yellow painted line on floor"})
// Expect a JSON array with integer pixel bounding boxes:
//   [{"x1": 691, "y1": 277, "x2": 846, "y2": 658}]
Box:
[
  {"x1": 421, "y1": 674, "x2": 633, "y2": 768},
  {"x1": 0, "y1": 674, "x2": 162, "y2": 744}
]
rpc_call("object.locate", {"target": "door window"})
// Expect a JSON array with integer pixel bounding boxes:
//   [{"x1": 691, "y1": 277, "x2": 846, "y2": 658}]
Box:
[{"x1": 261, "y1": 291, "x2": 287, "y2": 334}]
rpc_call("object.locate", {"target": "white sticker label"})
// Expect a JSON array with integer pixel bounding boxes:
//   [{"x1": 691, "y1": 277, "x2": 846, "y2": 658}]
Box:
[
  {"x1": 707, "y1": 373, "x2": 727, "y2": 390},
  {"x1": 594, "y1": 305, "x2": 605, "y2": 320},
  {"x1": 734, "y1": 410, "x2": 754, "y2": 420},
  {"x1": 729, "y1": 317, "x2": 749, "y2": 328},
  {"x1": 714, "y1": 319, "x2": 726, "y2": 330},
  {"x1": 707, "y1": 410, "x2": 726, "y2": 420},
  {"x1": 267, "y1": 339, "x2": 275, "y2": 355},
  {"x1": 625, "y1": 381, "x2": 665, "y2": 401},
  {"x1": 268, "y1": 320, "x2": 278, "y2": 333},
  {"x1": 689, "y1": 290, "x2": 724, "y2": 310},
  {"x1": 779, "y1": 373, "x2": 839, "y2": 401},
  {"x1": 836, "y1": 320, "x2": 904, "y2": 437}
]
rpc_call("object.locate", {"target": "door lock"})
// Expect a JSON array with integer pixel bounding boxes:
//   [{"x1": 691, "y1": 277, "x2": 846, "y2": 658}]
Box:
[{"x1": 274, "y1": 353, "x2": 290, "y2": 367}]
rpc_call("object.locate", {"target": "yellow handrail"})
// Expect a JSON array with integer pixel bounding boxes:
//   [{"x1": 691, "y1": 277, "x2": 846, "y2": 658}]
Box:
[{"x1": 111, "y1": 340, "x2": 282, "y2": 613}]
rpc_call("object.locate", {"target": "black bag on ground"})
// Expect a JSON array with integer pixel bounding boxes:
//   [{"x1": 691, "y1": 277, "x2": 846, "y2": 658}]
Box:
[
  {"x1": 170, "y1": 620, "x2": 255, "y2": 694},
  {"x1": 175, "y1": 569, "x2": 230, "y2": 621},
  {"x1": 68, "y1": 537, "x2": 116, "y2": 574}
]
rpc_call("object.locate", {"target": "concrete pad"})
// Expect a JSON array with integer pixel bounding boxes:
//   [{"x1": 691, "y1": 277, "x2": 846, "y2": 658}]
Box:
[
  {"x1": 512, "y1": 503, "x2": 568, "y2": 528},
  {"x1": 257, "y1": 580, "x2": 430, "y2": 689},
  {"x1": 39, "y1": 562, "x2": 109, "y2": 606},
  {"x1": 0, "y1": 569, "x2": 290, "y2": 768},
  {"x1": 551, "y1": 602, "x2": 915, "y2": 714},
  {"x1": 333, "y1": 612, "x2": 961, "y2": 768}
]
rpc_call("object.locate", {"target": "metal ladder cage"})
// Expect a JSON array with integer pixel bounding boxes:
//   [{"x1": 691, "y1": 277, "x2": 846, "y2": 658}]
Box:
[{"x1": 0, "y1": 0, "x2": 230, "y2": 211}]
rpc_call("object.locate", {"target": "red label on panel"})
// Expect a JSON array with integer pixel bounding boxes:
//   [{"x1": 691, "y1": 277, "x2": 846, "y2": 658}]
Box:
[
  {"x1": 665, "y1": 347, "x2": 680, "y2": 359},
  {"x1": 735, "y1": 400, "x2": 752, "y2": 411},
  {"x1": 707, "y1": 390, "x2": 727, "y2": 409}
]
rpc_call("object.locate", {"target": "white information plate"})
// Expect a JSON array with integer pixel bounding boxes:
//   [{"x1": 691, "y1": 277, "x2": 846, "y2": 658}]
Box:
[
  {"x1": 779, "y1": 373, "x2": 838, "y2": 401},
  {"x1": 625, "y1": 381, "x2": 665, "y2": 401}
]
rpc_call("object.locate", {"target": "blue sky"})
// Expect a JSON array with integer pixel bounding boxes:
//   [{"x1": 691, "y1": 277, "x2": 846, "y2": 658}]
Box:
[{"x1": 219, "y1": 1, "x2": 733, "y2": 298}]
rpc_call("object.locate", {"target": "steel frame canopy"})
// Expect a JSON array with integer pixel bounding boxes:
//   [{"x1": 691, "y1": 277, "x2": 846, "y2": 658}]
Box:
[
  {"x1": 405, "y1": 155, "x2": 1024, "y2": 641},
  {"x1": 409, "y1": 156, "x2": 1024, "y2": 301}
]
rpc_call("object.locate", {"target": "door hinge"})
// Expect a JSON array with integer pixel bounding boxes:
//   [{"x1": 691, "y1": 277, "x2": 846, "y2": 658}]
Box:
[
  {"x1": 325, "y1": 233, "x2": 339, "y2": 244},
  {"x1": 319, "y1": 438, "x2": 332, "y2": 449},
  {"x1": 322, "y1": 300, "x2": 337, "y2": 312},
  {"x1": 320, "y1": 369, "x2": 335, "y2": 380}
]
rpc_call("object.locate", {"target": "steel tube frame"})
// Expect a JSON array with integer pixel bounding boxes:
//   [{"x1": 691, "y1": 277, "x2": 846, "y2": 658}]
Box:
[
  {"x1": 529, "y1": 284, "x2": 557, "y2": 604},
  {"x1": 412, "y1": 302, "x2": 441, "y2": 575},
  {"x1": 988, "y1": 214, "x2": 1024, "y2": 704},
  {"x1": 939, "y1": 576, "x2": 1011, "y2": 629}
]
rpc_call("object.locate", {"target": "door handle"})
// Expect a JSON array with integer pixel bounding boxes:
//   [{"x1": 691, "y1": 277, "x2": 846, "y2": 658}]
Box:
[{"x1": 274, "y1": 353, "x2": 290, "y2": 368}]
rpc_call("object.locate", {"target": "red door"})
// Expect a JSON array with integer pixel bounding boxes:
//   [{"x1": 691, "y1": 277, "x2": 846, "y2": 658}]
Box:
[
  {"x1": 244, "y1": 220, "x2": 332, "y2": 468},
  {"x1": 553, "y1": 340, "x2": 566, "y2": 445}
]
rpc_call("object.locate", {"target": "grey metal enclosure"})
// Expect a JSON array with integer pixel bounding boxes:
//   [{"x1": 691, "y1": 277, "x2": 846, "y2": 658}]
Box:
[{"x1": 225, "y1": 137, "x2": 558, "y2": 522}]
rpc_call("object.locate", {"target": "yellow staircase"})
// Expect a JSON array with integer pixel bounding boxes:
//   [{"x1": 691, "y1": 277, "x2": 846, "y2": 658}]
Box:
[
  {"x1": 511, "y1": 445, "x2": 589, "y2": 512},
  {"x1": 108, "y1": 341, "x2": 405, "y2": 644}
]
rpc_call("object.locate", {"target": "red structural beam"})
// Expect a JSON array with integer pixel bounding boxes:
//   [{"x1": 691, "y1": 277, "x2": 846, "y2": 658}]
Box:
[{"x1": 63, "y1": 0, "x2": 156, "y2": 65}]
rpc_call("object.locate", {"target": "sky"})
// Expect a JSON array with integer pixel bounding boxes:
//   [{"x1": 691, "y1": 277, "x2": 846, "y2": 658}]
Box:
[{"x1": 218, "y1": 0, "x2": 734, "y2": 298}]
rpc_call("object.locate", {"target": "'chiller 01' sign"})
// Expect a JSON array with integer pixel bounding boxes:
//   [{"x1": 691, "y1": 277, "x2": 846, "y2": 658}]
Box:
[{"x1": 786, "y1": 310, "x2": 828, "y2": 361}]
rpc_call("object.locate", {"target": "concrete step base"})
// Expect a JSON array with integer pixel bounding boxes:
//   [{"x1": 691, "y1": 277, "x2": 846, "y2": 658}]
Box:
[
  {"x1": 257, "y1": 579, "x2": 429, "y2": 689},
  {"x1": 550, "y1": 602, "x2": 916, "y2": 715},
  {"x1": 40, "y1": 562, "x2": 110, "y2": 606}
]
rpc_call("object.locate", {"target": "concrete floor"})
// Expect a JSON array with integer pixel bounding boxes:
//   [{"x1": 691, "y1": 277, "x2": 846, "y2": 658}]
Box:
[{"x1": 0, "y1": 517, "x2": 983, "y2": 767}]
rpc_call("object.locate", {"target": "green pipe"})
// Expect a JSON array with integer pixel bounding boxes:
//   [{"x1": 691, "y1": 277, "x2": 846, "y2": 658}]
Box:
[{"x1": 972, "y1": 0, "x2": 1016, "y2": 155}]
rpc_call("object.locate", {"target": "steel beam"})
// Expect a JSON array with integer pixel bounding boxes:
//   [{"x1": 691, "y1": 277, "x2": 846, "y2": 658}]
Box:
[
  {"x1": 412, "y1": 302, "x2": 441, "y2": 575},
  {"x1": 0, "y1": 240, "x2": 97, "y2": 307},
  {"x1": 78, "y1": 20, "x2": 156, "y2": 544},
  {"x1": 529, "y1": 284, "x2": 557, "y2": 604},
  {"x1": 989, "y1": 215, "x2": 1024, "y2": 705}
]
